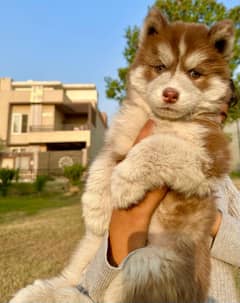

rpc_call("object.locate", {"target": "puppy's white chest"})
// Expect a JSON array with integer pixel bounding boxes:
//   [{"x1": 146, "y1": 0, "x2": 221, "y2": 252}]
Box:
[{"x1": 152, "y1": 119, "x2": 207, "y2": 147}]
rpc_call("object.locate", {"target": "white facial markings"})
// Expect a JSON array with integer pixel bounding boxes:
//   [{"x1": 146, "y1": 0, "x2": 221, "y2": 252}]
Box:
[
  {"x1": 203, "y1": 77, "x2": 227, "y2": 100},
  {"x1": 201, "y1": 77, "x2": 228, "y2": 109},
  {"x1": 190, "y1": 76, "x2": 228, "y2": 115},
  {"x1": 129, "y1": 50, "x2": 228, "y2": 119},
  {"x1": 157, "y1": 43, "x2": 175, "y2": 67},
  {"x1": 147, "y1": 71, "x2": 172, "y2": 102},
  {"x1": 185, "y1": 51, "x2": 208, "y2": 70},
  {"x1": 145, "y1": 67, "x2": 203, "y2": 119},
  {"x1": 179, "y1": 36, "x2": 187, "y2": 58},
  {"x1": 129, "y1": 66, "x2": 148, "y2": 96}
]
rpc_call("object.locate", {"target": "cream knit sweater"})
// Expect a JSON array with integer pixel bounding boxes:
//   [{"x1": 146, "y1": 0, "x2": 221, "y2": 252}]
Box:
[{"x1": 79, "y1": 176, "x2": 240, "y2": 303}]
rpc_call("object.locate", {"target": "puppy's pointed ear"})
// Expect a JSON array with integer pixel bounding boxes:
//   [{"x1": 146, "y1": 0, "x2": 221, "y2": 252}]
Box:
[
  {"x1": 209, "y1": 20, "x2": 235, "y2": 60},
  {"x1": 139, "y1": 7, "x2": 168, "y2": 46}
]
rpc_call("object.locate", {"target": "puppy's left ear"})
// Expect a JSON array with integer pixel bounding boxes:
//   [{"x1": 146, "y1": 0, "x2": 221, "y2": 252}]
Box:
[{"x1": 209, "y1": 20, "x2": 235, "y2": 60}]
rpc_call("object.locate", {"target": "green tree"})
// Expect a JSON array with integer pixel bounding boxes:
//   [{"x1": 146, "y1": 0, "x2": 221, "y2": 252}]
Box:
[
  {"x1": 63, "y1": 163, "x2": 85, "y2": 186},
  {"x1": 34, "y1": 175, "x2": 49, "y2": 193},
  {"x1": 0, "y1": 168, "x2": 18, "y2": 196},
  {"x1": 105, "y1": 0, "x2": 240, "y2": 120}
]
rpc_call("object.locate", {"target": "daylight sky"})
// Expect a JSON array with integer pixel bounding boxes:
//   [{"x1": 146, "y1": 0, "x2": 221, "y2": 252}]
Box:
[{"x1": 0, "y1": 0, "x2": 238, "y2": 122}]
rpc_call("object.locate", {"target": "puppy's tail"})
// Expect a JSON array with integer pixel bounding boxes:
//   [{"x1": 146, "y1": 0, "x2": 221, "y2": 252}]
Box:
[{"x1": 114, "y1": 235, "x2": 210, "y2": 303}]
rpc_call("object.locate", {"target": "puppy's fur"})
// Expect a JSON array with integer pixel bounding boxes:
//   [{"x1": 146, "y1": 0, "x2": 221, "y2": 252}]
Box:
[{"x1": 11, "y1": 7, "x2": 234, "y2": 303}]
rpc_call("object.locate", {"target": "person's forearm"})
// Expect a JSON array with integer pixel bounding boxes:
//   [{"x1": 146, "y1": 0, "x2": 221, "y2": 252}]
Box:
[
  {"x1": 108, "y1": 187, "x2": 168, "y2": 266},
  {"x1": 78, "y1": 235, "x2": 121, "y2": 303}
]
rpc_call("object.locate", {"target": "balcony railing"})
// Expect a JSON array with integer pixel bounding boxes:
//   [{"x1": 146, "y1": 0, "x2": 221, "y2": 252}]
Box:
[{"x1": 29, "y1": 123, "x2": 90, "y2": 132}]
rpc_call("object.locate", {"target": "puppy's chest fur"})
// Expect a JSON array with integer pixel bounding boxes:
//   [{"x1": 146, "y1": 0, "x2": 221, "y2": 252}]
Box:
[
  {"x1": 131, "y1": 117, "x2": 229, "y2": 247},
  {"x1": 152, "y1": 118, "x2": 207, "y2": 146},
  {"x1": 149, "y1": 117, "x2": 230, "y2": 179}
]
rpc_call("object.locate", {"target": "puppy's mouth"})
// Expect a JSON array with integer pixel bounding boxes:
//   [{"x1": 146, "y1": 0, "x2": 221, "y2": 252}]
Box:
[
  {"x1": 155, "y1": 106, "x2": 188, "y2": 119},
  {"x1": 157, "y1": 106, "x2": 179, "y2": 112},
  {"x1": 156, "y1": 106, "x2": 180, "y2": 114}
]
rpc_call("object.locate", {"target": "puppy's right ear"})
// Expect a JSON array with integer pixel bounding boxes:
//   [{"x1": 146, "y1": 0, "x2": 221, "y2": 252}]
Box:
[{"x1": 139, "y1": 7, "x2": 168, "y2": 46}]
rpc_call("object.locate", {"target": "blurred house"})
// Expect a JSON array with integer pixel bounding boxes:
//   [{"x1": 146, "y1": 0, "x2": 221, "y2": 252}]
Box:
[{"x1": 0, "y1": 78, "x2": 107, "y2": 180}]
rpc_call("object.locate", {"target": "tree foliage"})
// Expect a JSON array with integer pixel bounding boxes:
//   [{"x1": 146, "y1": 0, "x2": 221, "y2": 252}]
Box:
[
  {"x1": 34, "y1": 175, "x2": 49, "y2": 193},
  {"x1": 105, "y1": 26, "x2": 139, "y2": 103},
  {"x1": 63, "y1": 163, "x2": 85, "y2": 186},
  {"x1": 105, "y1": 0, "x2": 240, "y2": 120}
]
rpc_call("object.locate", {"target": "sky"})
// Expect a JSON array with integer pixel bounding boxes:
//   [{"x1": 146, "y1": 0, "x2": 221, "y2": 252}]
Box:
[{"x1": 0, "y1": 0, "x2": 238, "y2": 122}]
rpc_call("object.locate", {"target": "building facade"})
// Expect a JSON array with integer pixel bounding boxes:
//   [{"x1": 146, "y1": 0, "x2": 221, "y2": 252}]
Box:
[{"x1": 0, "y1": 78, "x2": 107, "y2": 179}]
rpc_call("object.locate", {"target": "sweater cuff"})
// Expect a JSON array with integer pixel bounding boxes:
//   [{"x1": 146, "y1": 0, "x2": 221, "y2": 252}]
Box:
[
  {"x1": 211, "y1": 213, "x2": 240, "y2": 267},
  {"x1": 78, "y1": 234, "x2": 120, "y2": 302}
]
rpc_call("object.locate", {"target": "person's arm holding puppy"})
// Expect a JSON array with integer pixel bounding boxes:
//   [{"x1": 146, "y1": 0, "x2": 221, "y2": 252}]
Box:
[
  {"x1": 79, "y1": 111, "x2": 240, "y2": 303},
  {"x1": 77, "y1": 118, "x2": 227, "y2": 303}
]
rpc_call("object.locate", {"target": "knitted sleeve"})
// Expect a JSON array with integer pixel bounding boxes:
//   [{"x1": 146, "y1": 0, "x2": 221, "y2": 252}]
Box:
[
  {"x1": 211, "y1": 176, "x2": 240, "y2": 267},
  {"x1": 224, "y1": 176, "x2": 240, "y2": 218},
  {"x1": 77, "y1": 234, "x2": 140, "y2": 302},
  {"x1": 77, "y1": 235, "x2": 121, "y2": 303}
]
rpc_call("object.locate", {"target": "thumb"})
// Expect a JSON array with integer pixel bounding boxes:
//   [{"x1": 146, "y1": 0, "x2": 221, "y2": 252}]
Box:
[{"x1": 136, "y1": 186, "x2": 169, "y2": 217}]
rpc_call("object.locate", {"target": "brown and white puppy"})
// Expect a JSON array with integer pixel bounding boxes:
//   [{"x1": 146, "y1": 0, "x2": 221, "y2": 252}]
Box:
[
  {"x1": 10, "y1": 7, "x2": 235, "y2": 303},
  {"x1": 101, "y1": 9, "x2": 233, "y2": 303}
]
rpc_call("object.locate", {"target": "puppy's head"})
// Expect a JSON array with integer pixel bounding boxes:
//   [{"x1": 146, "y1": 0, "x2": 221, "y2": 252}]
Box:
[{"x1": 128, "y1": 7, "x2": 235, "y2": 120}]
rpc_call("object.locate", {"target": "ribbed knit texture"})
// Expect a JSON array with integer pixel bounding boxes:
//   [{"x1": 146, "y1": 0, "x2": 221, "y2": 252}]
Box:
[
  {"x1": 208, "y1": 176, "x2": 240, "y2": 303},
  {"x1": 79, "y1": 236, "x2": 120, "y2": 302}
]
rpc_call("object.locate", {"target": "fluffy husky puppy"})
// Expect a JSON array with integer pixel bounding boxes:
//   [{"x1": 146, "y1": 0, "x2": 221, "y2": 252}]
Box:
[{"x1": 11, "y1": 7, "x2": 234, "y2": 303}]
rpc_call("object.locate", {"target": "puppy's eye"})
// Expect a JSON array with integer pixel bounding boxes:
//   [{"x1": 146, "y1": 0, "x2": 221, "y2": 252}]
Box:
[
  {"x1": 189, "y1": 69, "x2": 202, "y2": 79},
  {"x1": 152, "y1": 64, "x2": 166, "y2": 73}
]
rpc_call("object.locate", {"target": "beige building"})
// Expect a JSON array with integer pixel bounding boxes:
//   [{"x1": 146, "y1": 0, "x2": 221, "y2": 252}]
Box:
[{"x1": 0, "y1": 78, "x2": 107, "y2": 179}]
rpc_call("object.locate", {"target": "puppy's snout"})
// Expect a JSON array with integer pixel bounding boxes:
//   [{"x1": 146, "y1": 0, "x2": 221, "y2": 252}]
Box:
[{"x1": 163, "y1": 87, "x2": 179, "y2": 103}]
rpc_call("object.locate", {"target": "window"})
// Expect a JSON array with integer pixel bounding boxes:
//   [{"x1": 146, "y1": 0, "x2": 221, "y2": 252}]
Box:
[
  {"x1": 22, "y1": 115, "x2": 28, "y2": 132},
  {"x1": 15, "y1": 156, "x2": 30, "y2": 170},
  {"x1": 12, "y1": 114, "x2": 21, "y2": 133},
  {"x1": 11, "y1": 148, "x2": 26, "y2": 153},
  {"x1": 12, "y1": 113, "x2": 28, "y2": 134}
]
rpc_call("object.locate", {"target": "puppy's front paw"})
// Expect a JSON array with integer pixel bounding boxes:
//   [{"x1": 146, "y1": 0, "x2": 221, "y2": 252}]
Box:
[
  {"x1": 54, "y1": 287, "x2": 91, "y2": 303},
  {"x1": 9, "y1": 284, "x2": 53, "y2": 303},
  {"x1": 111, "y1": 164, "x2": 147, "y2": 209},
  {"x1": 10, "y1": 285, "x2": 89, "y2": 303}
]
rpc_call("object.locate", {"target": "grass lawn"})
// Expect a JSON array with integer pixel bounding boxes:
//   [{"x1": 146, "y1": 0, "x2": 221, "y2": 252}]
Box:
[
  {"x1": 1, "y1": 181, "x2": 240, "y2": 302},
  {"x1": 0, "y1": 193, "x2": 81, "y2": 224},
  {"x1": 0, "y1": 193, "x2": 84, "y2": 303}
]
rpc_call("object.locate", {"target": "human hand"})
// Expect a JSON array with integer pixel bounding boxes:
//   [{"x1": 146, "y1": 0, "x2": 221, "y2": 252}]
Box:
[
  {"x1": 211, "y1": 210, "x2": 222, "y2": 238},
  {"x1": 108, "y1": 119, "x2": 168, "y2": 266}
]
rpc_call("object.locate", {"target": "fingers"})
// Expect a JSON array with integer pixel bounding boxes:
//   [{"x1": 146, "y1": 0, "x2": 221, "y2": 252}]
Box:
[
  {"x1": 108, "y1": 186, "x2": 168, "y2": 266},
  {"x1": 211, "y1": 210, "x2": 222, "y2": 238},
  {"x1": 135, "y1": 186, "x2": 169, "y2": 217}
]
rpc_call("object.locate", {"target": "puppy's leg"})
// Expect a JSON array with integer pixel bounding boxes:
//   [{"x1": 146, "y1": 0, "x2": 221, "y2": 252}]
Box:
[
  {"x1": 111, "y1": 133, "x2": 212, "y2": 209},
  {"x1": 10, "y1": 285, "x2": 91, "y2": 303},
  {"x1": 83, "y1": 102, "x2": 150, "y2": 233},
  {"x1": 82, "y1": 148, "x2": 116, "y2": 235}
]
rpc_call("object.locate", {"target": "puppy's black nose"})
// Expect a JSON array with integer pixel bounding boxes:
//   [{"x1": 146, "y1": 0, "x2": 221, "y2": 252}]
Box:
[{"x1": 162, "y1": 87, "x2": 179, "y2": 103}]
